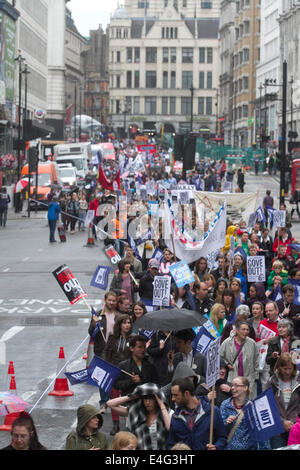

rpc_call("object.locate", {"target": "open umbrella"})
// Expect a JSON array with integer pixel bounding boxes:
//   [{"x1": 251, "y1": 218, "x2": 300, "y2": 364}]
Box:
[
  {"x1": 133, "y1": 308, "x2": 207, "y2": 331},
  {"x1": 14, "y1": 178, "x2": 29, "y2": 193},
  {"x1": 0, "y1": 392, "x2": 31, "y2": 416}
]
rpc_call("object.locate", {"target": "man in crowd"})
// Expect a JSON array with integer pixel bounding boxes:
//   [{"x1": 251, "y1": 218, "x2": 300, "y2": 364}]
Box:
[{"x1": 183, "y1": 282, "x2": 213, "y2": 316}]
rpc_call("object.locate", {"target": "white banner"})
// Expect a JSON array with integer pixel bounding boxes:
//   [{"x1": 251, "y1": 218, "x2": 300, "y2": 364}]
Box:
[{"x1": 206, "y1": 337, "x2": 221, "y2": 389}]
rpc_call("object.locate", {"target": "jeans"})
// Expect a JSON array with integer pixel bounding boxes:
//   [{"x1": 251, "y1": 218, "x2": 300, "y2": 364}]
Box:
[
  {"x1": 99, "y1": 387, "x2": 109, "y2": 407},
  {"x1": 0, "y1": 208, "x2": 8, "y2": 227},
  {"x1": 48, "y1": 219, "x2": 57, "y2": 242},
  {"x1": 78, "y1": 212, "x2": 86, "y2": 231}
]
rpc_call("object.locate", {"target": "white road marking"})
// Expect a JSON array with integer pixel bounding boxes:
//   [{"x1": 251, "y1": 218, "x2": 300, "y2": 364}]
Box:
[
  {"x1": 22, "y1": 257, "x2": 30, "y2": 262},
  {"x1": 2, "y1": 268, "x2": 10, "y2": 272},
  {"x1": 1, "y1": 326, "x2": 25, "y2": 342}
]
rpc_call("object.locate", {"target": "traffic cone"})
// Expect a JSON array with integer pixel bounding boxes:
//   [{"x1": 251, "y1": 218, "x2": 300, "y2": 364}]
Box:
[
  {"x1": 48, "y1": 347, "x2": 74, "y2": 397},
  {"x1": 0, "y1": 375, "x2": 20, "y2": 431},
  {"x1": 86, "y1": 223, "x2": 95, "y2": 247},
  {"x1": 6, "y1": 361, "x2": 15, "y2": 390}
]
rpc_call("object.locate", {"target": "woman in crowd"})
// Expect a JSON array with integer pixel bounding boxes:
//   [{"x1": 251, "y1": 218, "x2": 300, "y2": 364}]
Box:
[
  {"x1": 231, "y1": 254, "x2": 247, "y2": 300},
  {"x1": 110, "y1": 432, "x2": 138, "y2": 450},
  {"x1": 209, "y1": 303, "x2": 227, "y2": 336},
  {"x1": 171, "y1": 285, "x2": 188, "y2": 308},
  {"x1": 221, "y1": 288, "x2": 236, "y2": 321},
  {"x1": 78, "y1": 192, "x2": 88, "y2": 231},
  {"x1": 213, "y1": 278, "x2": 228, "y2": 304},
  {"x1": 266, "y1": 352, "x2": 300, "y2": 449},
  {"x1": 259, "y1": 227, "x2": 274, "y2": 270},
  {"x1": 1, "y1": 412, "x2": 47, "y2": 451},
  {"x1": 131, "y1": 301, "x2": 147, "y2": 334},
  {"x1": 105, "y1": 314, "x2": 133, "y2": 436},
  {"x1": 193, "y1": 257, "x2": 208, "y2": 283},
  {"x1": 229, "y1": 277, "x2": 244, "y2": 304},
  {"x1": 0, "y1": 187, "x2": 10, "y2": 228},
  {"x1": 107, "y1": 383, "x2": 172, "y2": 450},
  {"x1": 67, "y1": 191, "x2": 79, "y2": 234},
  {"x1": 220, "y1": 320, "x2": 259, "y2": 399},
  {"x1": 147, "y1": 331, "x2": 175, "y2": 386},
  {"x1": 110, "y1": 258, "x2": 139, "y2": 306},
  {"x1": 220, "y1": 377, "x2": 270, "y2": 450},
  {"x1": 203, "y1": 273, "x2": 216, "y2": 301},
  {"x1": 65, "y1": 404, "x2": 109, "y2": 450},
  {"x1": 266, "y1": 320, "x2": 299, "y2": 376}
]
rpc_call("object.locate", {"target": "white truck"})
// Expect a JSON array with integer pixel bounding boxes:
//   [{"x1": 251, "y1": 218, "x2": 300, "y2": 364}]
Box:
[{"x1": 53, "y1": 142, "x2": 92, "y2": 179}]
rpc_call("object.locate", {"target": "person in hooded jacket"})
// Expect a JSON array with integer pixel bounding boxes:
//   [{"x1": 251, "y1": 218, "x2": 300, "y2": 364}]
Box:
[
  {"x1": 223, "y1": 225, "x2": 238, "y2": 253},
  {"x1": 65, "y1": 404, "x2": 109, "y2": 450}
]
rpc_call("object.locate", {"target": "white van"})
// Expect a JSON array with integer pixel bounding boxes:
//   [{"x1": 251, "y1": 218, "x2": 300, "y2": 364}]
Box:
[
  {"x1": 53, "y1": 142, "x2": 92, "y2": 179},
  {"x1": 58, "y1": 164, "x2": 77, "y2": 188}
]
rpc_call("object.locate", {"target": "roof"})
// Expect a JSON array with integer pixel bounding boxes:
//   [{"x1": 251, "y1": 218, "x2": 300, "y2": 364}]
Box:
[{"x1": 185, "y1": 18, "x2": 220, "y2": 38}]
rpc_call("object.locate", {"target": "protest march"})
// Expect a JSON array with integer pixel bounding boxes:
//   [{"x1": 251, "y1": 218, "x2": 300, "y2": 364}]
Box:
[{"x1": 3, "y1": 136, "x2": 300, "y2": 454}]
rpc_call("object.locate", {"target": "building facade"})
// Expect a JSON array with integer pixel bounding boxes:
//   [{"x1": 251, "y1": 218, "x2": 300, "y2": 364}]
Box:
[
  {"x1": 108, "y1": 0, "x2": 221, "y2": 138},
  {"x1": 232, "y1": 0, "x2": 261, "y2": 148}
]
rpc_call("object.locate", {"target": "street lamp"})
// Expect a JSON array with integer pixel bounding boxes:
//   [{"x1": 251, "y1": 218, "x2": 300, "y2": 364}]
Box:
[{"x1": 14, "y1": 50, "x2": 25, "y2": 181}]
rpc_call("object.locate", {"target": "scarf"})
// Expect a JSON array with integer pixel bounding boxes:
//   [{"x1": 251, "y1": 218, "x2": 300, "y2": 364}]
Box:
[{"x1": 281, "y1": 336, "x2": 290, "y2": 353}]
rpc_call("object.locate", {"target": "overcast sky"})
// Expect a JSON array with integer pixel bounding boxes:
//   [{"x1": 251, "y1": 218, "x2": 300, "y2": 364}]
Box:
[{"x1": 68, "y1": 0, "x2": 120, "y2": 36}]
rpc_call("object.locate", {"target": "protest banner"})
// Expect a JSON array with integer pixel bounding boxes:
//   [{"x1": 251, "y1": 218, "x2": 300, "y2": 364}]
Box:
[
  {"x1": 153, "y1": 276, "x2": 171, "y2": 307},
  {"x1": 52, "y1": 264, "x2": 87, "y2": 305},
  {"x1": 244, "y1": 388, "x2": 284, "y2": 441},
  {"x1": 90, "y1": 266, "x2": 111, "y2": 290},
  {"x1": 272, "y1": 210, "x2": 286, "y2": 228},
  {"x1": 192, "y1": 326, "x2": 216, "y2": 355},
  {"x1": 169, "y1": 260, "x2": 195, "y2": 288},
  {"x1": 104, "y1": 245, "x2": 122, "y2": 265},
  {"x1": 247, "y1": 212, "x2": 257, "y2": 230},
  {"x1": 246, "y1": 256, "x2": 265, "y2": 282}
]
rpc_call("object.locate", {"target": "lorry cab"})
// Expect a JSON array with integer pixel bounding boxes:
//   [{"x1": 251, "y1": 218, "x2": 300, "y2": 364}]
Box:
[
  {"x1": 53, "y1": 142, "x2": 92, "y2": 179},
  {"x1": 20, "y1": 162, "x2": 62, "y2": 208}
]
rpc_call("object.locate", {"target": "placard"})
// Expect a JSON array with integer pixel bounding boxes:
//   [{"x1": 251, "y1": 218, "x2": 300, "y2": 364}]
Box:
[
  {"x1": 272, "y1": 210, "x2": 286, "y2": 228},
  {"x1": 179, "y1": 191, "x2": 190, "y2": 205},
  {"x1": 85, "y1": 210, "x2": 95, "y2": 227},
  {"x1": 152, "y1": 276, "x2": 171, "y2": 307},
  {"x1": 247, "y1": 256, "x2": 265, "y2": 282},
  {"x1": 90, "y1": 265, "x2": 111, "y2": 290},
  {"x1": 52, "y1": 264, "x2": 87, "y2": 305},
  {"x1": 104, "y1": 245, "x2": 122, "y2": 265},
  {"x1": 205, "y1": 337, "x2": 221, "y2": 389},
  {"x1": 169, "y1": 260, "x2": 195, "y2": 288}
]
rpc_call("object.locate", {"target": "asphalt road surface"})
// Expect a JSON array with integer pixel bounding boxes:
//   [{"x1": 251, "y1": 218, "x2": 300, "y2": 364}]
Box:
[{"x1": 0, "y1": 171, "x2": 299, "y2": 450}]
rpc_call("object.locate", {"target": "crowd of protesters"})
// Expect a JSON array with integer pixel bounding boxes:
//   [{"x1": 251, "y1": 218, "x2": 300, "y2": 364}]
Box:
[{"x1": 3, "y1": 138, "x2": 300, "y2": 452}]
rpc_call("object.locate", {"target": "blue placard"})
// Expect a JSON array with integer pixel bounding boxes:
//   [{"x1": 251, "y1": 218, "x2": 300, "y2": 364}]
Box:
[
  {"x1": 169, "y1": 260, "x2": 195, "y2": 288},
  {"x1": 90, "y1": 265, "x2": 111, "y2": 290}
]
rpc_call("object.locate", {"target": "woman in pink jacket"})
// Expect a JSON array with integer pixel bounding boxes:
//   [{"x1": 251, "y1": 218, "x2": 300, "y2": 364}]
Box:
[{"x1": 288, "y1": 413, "x2": 300, "y2": 445}]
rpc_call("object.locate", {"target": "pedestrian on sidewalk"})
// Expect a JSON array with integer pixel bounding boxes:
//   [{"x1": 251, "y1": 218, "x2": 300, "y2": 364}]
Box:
[
  {"x1": 47, "y1": 196, "x2": 61, "y2": 243},
  {"x1": 0, "y1": 187, "x2": 10, "y2": 228}
]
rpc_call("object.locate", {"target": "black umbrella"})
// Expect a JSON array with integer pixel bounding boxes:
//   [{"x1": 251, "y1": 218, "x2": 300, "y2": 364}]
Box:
[{"x1": 133, "y1": 308, "x2": 207, "y2": 331}]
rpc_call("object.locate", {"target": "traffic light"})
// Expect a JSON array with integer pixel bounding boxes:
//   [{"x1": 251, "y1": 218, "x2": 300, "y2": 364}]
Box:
[{"x1": 28, "y1": 147, "x2": 39, "y2": 173}]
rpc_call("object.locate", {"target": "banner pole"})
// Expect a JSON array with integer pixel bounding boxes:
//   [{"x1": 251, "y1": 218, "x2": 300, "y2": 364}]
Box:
[
  {"x1": 83, "y1": 298, "x2": 107, "y2": 343},
  {"x1": 209, "y1": 384, "x2": 216, "y2": 445}
]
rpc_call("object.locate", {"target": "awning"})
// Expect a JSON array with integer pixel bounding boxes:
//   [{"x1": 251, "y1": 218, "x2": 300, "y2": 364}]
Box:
[{"x1": 24, "y1": 119, "x2": 55, "y2": 140}]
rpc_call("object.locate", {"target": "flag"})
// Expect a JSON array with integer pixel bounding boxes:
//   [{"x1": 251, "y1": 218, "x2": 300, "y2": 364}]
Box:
[
  {"x1": 289, "y1": 244, "x2": 300, "y2": 252},
  {"x1": 136, "y1": 228, "x2": 152, "y2": 246},
  {"x1": 91, "y1": 308, "x2": 104, "y2": 340},
  {"x1": 139, "y1": 329, "x2": 155, "y2": 341},
  {"x1": 244, "y1": 387, "x2": 285, "y2": 441},
  {"x1": 64, "y1": 369, "x2": 89, "y2": 385},
  {"x1": 86, "y1": 356, "x2": 121, "y2": 394},
  {"x1": 192, "y1": 325, "x2": 216, "y2": 355},
  {"x1": 151, "y1": 247, "x2": 164, "y2": 263},
  {"x1": 90, "y1": 266, "x2": 111, "y2": 290},
  {"x1": 256, "y1": 206, "x2": 266, "y2": 224},
  {"x1": 271, "y1": 284, "x2": 283, "y2": 302},
  {"x1": 234, "y1": 246, "x2": 247, "y2": 260},
  {"x1": 288, "y1": 279, "x2": 300, "y2": 306},
  {"x1": 163, "y1": 189, "x2": 227, "y2": 264},
  {"x1": 266, "y1": 205, "x2": 276, "y2": 229},
  {"x1": 128, "y1": 233, "x2": 142, "y2": 261}
]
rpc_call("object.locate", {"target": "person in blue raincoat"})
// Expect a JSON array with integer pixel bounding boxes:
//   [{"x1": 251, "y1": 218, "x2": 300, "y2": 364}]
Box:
[{"x1": 47, "y1": 196, "x2": 61, "y2": 243}]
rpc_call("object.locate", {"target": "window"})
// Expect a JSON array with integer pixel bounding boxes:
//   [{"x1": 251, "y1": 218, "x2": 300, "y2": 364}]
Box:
[
  {"x1": 162, "y1": 97, "x2": 168, "y2": 114},
  {"x1": 146, "y1": 48, "x2": 157, "y2": 63},
  {"x1": 199, "y1": 71, "x2": 205, "y2": 89},
  {"x1": 127, "y1": 48, "x2": 132, "y2": 63},
  {"x1": 182, "y1": 47, "x2": 193, "y2": 63},
  {"x1": 207, "y1": 71, "x2": 212, "y2": 89},
  {"x1": 198, "y1": 97, "x2": 205, "y2": 115},
  {"x1": 206, "y1": 97, "x2": 212, "y2": 115},
  {"x1": 201, "y1": 1, "x2": 212, "y2": 7},
  {"x1": 134, "y1": 47, "x2": 140, "y2": 63},
  {"x1": 116, "y1": 100, "x2": 120, "y2": 113},
  {"x1": 183, "y1": 0, "x2": 187, "y2": 7},
  {"x1": 145, "y1": 97, "x2": 157, "y2": 114},
  {"x1": 126, "y1": 97, "x2": 131, "y2": 112},
  {"x1": 170, "y1": 48, "x2": 176, "y2": 63},
  {"x1": 170, "y1": 96, "x2": 176, "y2": 114},
  {"x1": 170, "y1": 71, "x2": 176, "y2": 88},
  {"x1": 116, "y1": 51, "x2": 121, "y2": 63},
  {"x1": 146, "y1": 71, "x2": 157, "y2": 88},
  {"x1": 243, "y1": 76, "x2": 249, "y2": 90},
  {"x1": 138, "y1": 1, "x2": 149, "y2": 7},
  {"x1": 182, "y1": 71, "x2": 193, "y2": 88},
  {"x1": 127, "y1": 71, "x2": 132, "y2": 88},
  {"x1": 134, "y1": 97, "x2": 140, "y2": 114},
  {"x1": 244, "y1": 48, "x2": 249, "y2": 62},
  {"x1": 163, "y1": 71, "x2": 168, "y2": 89},
  {"x1": 116, "y1": 75, "x2": 120, "y2": 88},
  {"x1": 207, "y1": 48, "x2": 213, "y2": 64},
  {"x1": 199, "y1": 47, "x2": 205, "y2": 63},
  {"x1": 181, "y1": 97, "x2": 191, "y2": 115},
  {"x1": 134, "y1": 71, "x2": 140, "y2": 88},
  {"x1": 243, "y1": 105, "x2": 248, "y2": 117},
  {"x1": 163, "y1": 48, "x2": 169, "y2": 63}
]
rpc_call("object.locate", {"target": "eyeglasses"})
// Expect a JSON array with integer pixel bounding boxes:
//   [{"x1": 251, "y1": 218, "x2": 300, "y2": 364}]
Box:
[{"x1": 12, "y1": 433, "x2": 29, "y2": 440}]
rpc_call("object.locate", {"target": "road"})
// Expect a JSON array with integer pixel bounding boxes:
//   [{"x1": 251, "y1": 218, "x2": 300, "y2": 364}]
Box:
[{"x1": 0, "y1": 171, "x2": 299, "y2": 450}]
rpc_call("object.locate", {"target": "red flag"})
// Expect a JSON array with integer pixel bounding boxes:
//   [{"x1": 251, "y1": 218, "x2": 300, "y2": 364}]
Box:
[{"x1": 64, "y1": 104, "x2": 74, "y2": 125}]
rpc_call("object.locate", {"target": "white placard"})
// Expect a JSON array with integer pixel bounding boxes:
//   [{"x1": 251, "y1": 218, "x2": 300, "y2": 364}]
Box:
[
  {"x1": 205, "y1": 337, "x2": 221, "y2": 389},
  {"x1": 152, "y1": 276, "x2": 171, "y2": 307},
  {"x1": 247, "y1": 256, "x2": 265, "y2": 282},
  {"x1": 273, "y1": 210, "x2": 286, "y2": 228}
]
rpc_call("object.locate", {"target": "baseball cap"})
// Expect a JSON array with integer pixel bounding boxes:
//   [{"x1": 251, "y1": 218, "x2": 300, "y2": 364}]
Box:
[{"x1": 148, "y1": 259, "x2": 160, "y2": 269}]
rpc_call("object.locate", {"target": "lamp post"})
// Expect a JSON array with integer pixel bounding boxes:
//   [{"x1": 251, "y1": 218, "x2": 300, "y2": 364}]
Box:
[
  {"x1": 22, "y1": 63, "x2": 31, "y2": 218},
  {"x1": 280, "y1": 61, "x2": 287, "y2": 205},
  {"x1": 289, "y1": 76, "x2": 294, "y2": 146},
  {"x1": 14, "y1": 51, "x2": 25, "y2": 181}
]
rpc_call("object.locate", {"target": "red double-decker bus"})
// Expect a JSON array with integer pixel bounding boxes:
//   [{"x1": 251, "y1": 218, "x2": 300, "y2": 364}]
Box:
[{"x1": 292, "y1": 159, "x2": 300, "y2": 195}]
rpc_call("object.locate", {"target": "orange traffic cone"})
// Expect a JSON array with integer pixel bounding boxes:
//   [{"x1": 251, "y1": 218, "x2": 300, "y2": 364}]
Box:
[
  {"x1": 48, "y1": 347, "x2": 74, "y2": 397},
  {"x1": 86, "y1": 223, "x2": 95, "y2": 247},
  {"x1": 0, "y1": 375, "x2": 20, "y2": 431},
  {"x1": 6, "y1": 361, "x2": 15, "y2": 390}
]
